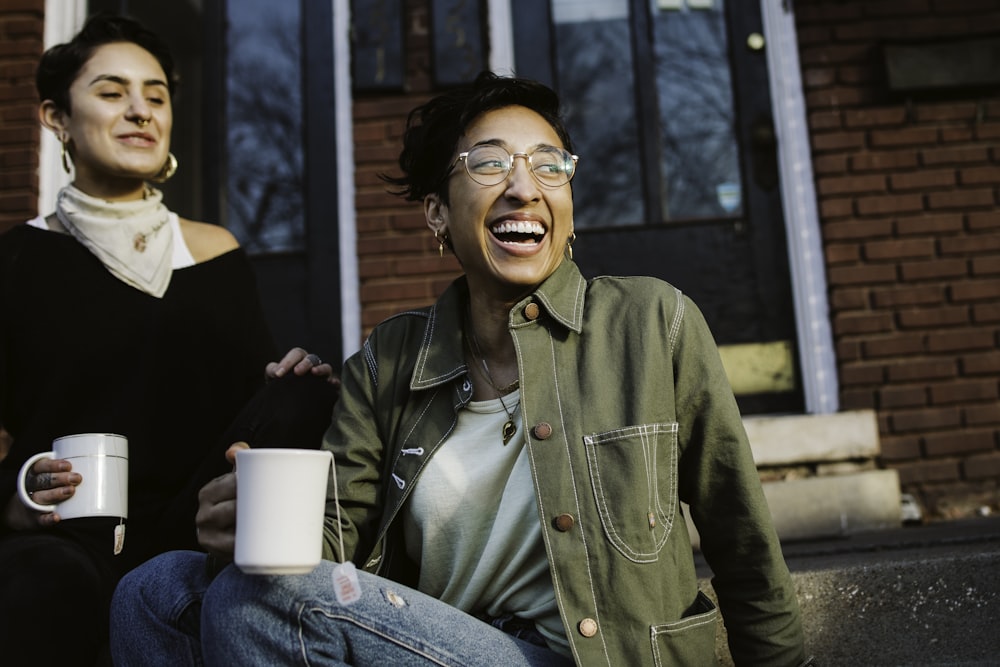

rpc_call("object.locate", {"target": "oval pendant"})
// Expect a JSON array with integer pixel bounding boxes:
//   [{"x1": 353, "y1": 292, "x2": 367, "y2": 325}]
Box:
[{"x1": 502, "y1": 420, "x2": 516, "y2": 445}]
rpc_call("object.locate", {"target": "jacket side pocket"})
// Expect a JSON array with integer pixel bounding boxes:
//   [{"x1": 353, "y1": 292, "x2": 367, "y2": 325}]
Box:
[{"x1": 650, "y1": 591, "x2": 719, "y2": 666}]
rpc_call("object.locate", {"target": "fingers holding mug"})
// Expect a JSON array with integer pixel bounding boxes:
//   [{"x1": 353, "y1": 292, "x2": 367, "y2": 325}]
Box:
[{"x1": 16, "y1": 454, "x2": 80, "y2": 523}]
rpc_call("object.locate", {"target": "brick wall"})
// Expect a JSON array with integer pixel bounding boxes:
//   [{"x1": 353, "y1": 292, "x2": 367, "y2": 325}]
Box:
[
  {"x1": 796, "y1": 0, "x2": 1000, "y2": 518},
  {"x1": 353, "y1": 0, "x2": 463, "y2": 333},
  {"x1": 0, "y1": 0, "x2": 44, "y2": 232}
]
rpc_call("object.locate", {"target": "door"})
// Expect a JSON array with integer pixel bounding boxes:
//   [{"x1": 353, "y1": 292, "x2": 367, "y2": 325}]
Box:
[
  {"x1": 511, "y1": 0, "x2": 801, "y2": 415},
  {"x1": 88, "y1": 0, "x2": 343, "y2": 361}
]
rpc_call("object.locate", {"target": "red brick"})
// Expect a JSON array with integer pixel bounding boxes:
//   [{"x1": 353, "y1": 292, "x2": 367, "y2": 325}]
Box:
[
  {"x1": 880, "y1": 434, "x2": 923, "y2": 461},
  {"x1": 927, "y1": 329, "x2": 997, "y2": 353},
  {"x1": 829, "y1": 287, "x2": 868, "y2": 310},
  {"x1": 976, "y1": 123, "x2": 1000, "y2": 140},
  {"x1": 851, "y1": 150, "x2": 919, "y2": 171},
  {"x1": 841, "y1": 388, "x2": 878, "y2": 410},
  {"x1": 930, "y1": 379, "x2": 999, "y2": 405},
  {"x1": 863, "y1": 333, "x2": 925, "y2": 358},
  {"x1": 951, "y1": 279, "x2": 1000, "y2": 302},
  {"x1": 895, "y1": 459, "x2": 962, "y2": 485},
  {"x1": 804, "y1": 67, "x2": 838, "y2": 89},
  {"x1": 813, "y1": 154, "x2": 849, "y2": 175},
  {"x1": 799, "y1": 43, "x2": 870, "y2": 67},
  {"x1": 899, "y1": 258, "x2": 968, "y2": 281},
  {"x1": 895, "y1": 213, "x2": 964, "y2": 235},
  {"x1": 941, "y1": 234, "x2": 1000, "y2": 255},
  {"x1": 826, "y1": 244, "x2": 860, "y2": 264},
  {"x1": 865, "y1": 0, "x2": 933, "y2": 17},
  {"x1": 870, "y1": 126, "x2": 940, "y2": 148},
  {"x1": 808, "y1": 109, "x2": 842, "y2": 129},
  {"x1": 832, "y1": 311, "x2": 894, "y2": 335},
  {"x1": 889, "y1": 169, "x2": 956, "y2": 191},
  {"x1": 843, "y1": 107, "x2": 907, "y2": 128},
  {"x1": 967, "y1": 212, "x2": 1000, "y2": 231},
  {"x1": 811, "y1": 130, "x2": 867, "y2": 152},
  {"x1": 886, "y1": 358, "x2": 958, "y2": 382},
  {"x1": 897, "y1": 305, "x2": 970, "y2": 328},
  {"x1": 972, "y1": 255, "x2": 1000, "y2": 275},
  {"x1": 960, "y1": 165, "x2": 1000, "y2": 186},
  {"x1": 924, "y1": 429, "x2": 997, "y2": 457},
  {"x1": 864, "y1": 238, "x2": 934, "y2": 261},
  {"x1": 817, "y1": 174, "x2": 887, "y2": 196},
  {"x1": 827, "y1": 263, "x2": 898, "y2": 286},
  {"x1": 927, "y1": 189, "x2": 996, "y2": 210},
  {"x1": 880, "y1": 384, "x2": 929, "y2": 409},
  {"x1": 961, "y1": 351, "x2": 1000, "y2": 376},
  {"x1": 839, "y1": 362, "x2": 887, "y2": 386},
  {"x1": 360, "y1": 279, "x2": 434, "y2": 303},
  {"x1": 921, "y1": 145, "x2": 990, "y2": 165},
  {"x1": 965, "y1": 402, "x2": 1000, "y2": 426},
  {"x1": 871, "y1": 284, "x2": 945, "y2": 307},
  {"x1": 823, "y1": 218, "x2": 894, "y2": 241},
  {"x1": 856, "y1": 193, "x2": 925, "y2": 216},
  {"x1": 973, "y1": 301, "x2": 1000, "y2": 323},
  {"x1": 940, "y1": 127, "x2": 974, "y2": 143},
  {"x1": 890, "y1": 405, "x2": 962, "y2": 432},
  {"x1": 963, "y1": 451, "x2": 1000, "y2": 480},
  {"x1": 915, "y1": 102, "x2": 980, "y2": 122},
  {"x1": 819, "y1": 198, "x2": 855, "y2": 219},
  {"x1": 836, "y1": 338, "x2": 863, "y2": 362},
  {"x1": 358, "y1": 258, "x2": 392, "y2": 279}
]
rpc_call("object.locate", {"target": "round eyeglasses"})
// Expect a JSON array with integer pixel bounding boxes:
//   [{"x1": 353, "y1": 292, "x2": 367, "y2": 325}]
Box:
[{"x1": 454, "y1": 145, "x2": 578, "y2": 188}]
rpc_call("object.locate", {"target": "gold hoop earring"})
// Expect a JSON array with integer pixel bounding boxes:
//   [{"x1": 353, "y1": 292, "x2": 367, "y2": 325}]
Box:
[
  {"x1": 566, "y1": 232, "x2": 576, "y2": 261},
  {"x1": 150, "y1": 153, "x2": 178, "y2": 183},
  {"x1": 60, "y1": 139, "x2": 72, "y2": 174}
]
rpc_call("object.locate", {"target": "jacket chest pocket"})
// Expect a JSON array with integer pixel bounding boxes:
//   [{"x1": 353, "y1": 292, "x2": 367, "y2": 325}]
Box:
[{"x1": 583, "y1": 422, "x2": 678, "y2": 562}]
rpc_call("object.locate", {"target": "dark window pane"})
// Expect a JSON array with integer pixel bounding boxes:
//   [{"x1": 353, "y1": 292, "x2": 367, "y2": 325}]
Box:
[
  {"x1": 653, "y1": 0, "x2": 742, "y2": 220},
  {"x1": 225, "y1": 0, "x2": 304, "y2": 253},
  {"x1": 552, "y1": 0, "x2": 643, "y2": 229}
]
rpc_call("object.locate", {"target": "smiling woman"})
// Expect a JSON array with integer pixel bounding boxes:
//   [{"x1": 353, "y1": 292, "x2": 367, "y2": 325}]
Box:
[{"x1": 0, "y1": 13, "x2": 338, "y2": 667}]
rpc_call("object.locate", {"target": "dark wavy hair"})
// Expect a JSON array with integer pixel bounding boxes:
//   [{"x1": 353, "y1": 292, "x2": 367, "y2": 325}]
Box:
[
  {"x1": 36, "y1": 12, "x2": 177, "y2": 114},
  {"x1": 381, "y1": 71, "x2": 574, "y2": 204}
]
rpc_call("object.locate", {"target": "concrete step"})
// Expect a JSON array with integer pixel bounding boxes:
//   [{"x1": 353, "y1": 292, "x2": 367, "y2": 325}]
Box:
[{"x1": 699, "y1": 517, "x2": 1000, "y2": 666}]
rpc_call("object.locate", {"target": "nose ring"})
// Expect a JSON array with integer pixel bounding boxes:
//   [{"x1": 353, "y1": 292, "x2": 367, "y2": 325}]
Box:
[{"x1": 136, "y1": 118, "x2": 150, "y2": 127}]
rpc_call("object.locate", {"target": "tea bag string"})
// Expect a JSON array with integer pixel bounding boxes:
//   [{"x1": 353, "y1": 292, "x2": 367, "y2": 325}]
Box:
[{"x1": 331, "y1": 452, "x2": 345, "y2": 560}]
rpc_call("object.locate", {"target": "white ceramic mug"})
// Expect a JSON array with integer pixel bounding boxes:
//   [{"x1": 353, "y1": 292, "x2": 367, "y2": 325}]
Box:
[
  {"x1": 17, "y1": 433, "x2": 128, "y2": 520},
  {"x1": 234, "y1": 448, "x2": 333, "y2": 575}
]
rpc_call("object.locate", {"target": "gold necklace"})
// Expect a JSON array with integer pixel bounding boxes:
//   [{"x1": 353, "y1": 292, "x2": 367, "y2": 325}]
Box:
[{"x1": 466, "y1": 317, "x2": 520, "y2": 445}]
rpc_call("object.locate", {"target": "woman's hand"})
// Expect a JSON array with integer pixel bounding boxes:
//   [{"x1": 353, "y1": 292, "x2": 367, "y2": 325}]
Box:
[
  {"x1": 265, "y1": 347, "x2": 338, "y2": 385},
  {"x1": 2, "y1": 458, "x2": 81, "y2": 530},
  {"x1": 195, "y1": 442, "x2": 246, "y2": 559}
]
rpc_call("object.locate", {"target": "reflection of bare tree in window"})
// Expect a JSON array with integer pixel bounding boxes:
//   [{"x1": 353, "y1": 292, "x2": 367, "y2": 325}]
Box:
[
  {"x1": 226, "y1": 10, "x2": 304, "y2": 253},
  {"x1": 550, "y1": 4, "x2": 740, "y2": 226},
  {"x1": 655, "y1": 7, "x2": 741, "y2": 220},
  {"x1": 554, "y1": 18, "x2": 643, "y2": 229}
]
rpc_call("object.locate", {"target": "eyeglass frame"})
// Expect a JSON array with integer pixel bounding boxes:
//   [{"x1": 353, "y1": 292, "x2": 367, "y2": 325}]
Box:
[{"x1": 449, "y1": 144, "x2": 579, "y2": 189}]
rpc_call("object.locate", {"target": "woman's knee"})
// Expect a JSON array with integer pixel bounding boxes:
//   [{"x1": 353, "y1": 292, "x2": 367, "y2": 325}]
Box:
[{"x1": 112, "y1": 550, "x2": 209, "y2": 627}]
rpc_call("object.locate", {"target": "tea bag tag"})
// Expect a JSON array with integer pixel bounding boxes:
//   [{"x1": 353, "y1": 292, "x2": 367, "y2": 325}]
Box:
[
  {"x1": 113, "y1": 522, "x2": 126, "y2": 555},
  {"x1": 332, "y1": 561, "x2": 361, "y2": 605}
]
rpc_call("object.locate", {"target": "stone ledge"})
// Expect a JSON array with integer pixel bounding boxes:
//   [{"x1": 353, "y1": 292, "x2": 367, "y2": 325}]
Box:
[{"x1": 744, "y1": 409, "x2": 881, "y2": 466}]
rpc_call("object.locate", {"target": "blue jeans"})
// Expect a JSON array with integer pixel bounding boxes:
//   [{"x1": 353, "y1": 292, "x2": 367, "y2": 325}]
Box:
[{"x1": 110, "y1": 551, "x2": 575, "y2": 666}]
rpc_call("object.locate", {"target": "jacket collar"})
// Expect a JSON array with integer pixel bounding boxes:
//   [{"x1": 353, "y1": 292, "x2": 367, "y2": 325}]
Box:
[{"x1": 410, "y1": 260, "x2": 587, "y2": 391}]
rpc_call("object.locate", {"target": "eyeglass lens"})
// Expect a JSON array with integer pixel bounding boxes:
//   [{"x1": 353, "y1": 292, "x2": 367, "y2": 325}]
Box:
[{"x1": 462, "y1": 145, "x2": 576, "y2": 187}]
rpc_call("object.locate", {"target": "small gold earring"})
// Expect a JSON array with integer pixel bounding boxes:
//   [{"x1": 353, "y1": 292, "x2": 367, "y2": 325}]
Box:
[
  {"x1": 435, "y1": 231, "x2": 446, "y2": 257},
  {"x1": 566, "y1": 232, "x2": 576, "y2": 260},
  {"x1": 60, "y1": 139, "x2": 72, "y2": 174}
]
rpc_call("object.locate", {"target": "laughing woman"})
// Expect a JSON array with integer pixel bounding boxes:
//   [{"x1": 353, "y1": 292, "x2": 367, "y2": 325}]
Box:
[
  {"x1": 112, "y1": 72, "x2": 808, "y2": 666},
  {"x1": 0, "y1": 14, "x2": 337, "y2": 666}
]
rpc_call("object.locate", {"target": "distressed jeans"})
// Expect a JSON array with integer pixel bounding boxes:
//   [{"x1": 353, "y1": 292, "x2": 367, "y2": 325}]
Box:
[{"x1": 110, "y1": 550, "x2": 574, "y2": 666}]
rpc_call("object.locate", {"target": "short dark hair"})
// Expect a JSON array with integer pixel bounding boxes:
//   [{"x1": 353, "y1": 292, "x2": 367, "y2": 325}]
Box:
[
  {"x1": 36, "y1": 12, "x2": 177, "y2": 114},
  {"x1": 381, "y1": 71, "x2": 574, "y2": 202}
]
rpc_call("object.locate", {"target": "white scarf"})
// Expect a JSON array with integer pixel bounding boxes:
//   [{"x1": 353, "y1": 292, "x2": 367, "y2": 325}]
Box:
[{"x1": 56, "y1": 184, "x2": 175, "y2": 298}]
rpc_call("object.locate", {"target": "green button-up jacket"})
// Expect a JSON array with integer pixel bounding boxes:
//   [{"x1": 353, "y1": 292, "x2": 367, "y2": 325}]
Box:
[{"x1": 321, "y1": 259, "x2": 805, "y2": 666}]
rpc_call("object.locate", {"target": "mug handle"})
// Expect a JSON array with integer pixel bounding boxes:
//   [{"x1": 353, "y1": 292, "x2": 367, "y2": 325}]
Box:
[{"x1": 17, "y1": 451, "x2": 58, "y2": 513}]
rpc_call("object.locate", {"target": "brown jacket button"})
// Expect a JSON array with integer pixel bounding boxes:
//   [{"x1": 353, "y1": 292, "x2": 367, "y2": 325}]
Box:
[
  {"x1": 524, "y1": 302, "x2": 540, "y2": 320},
  {"x1": 532, "y1": 422, "x2": 553, "y2": 440},
  {"x1": 578, "y1": 618, "x2": 598, "y2": 638},
  {"x1": 553, "y1": 513, "x2": 575, "y2": 532}
]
